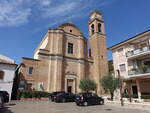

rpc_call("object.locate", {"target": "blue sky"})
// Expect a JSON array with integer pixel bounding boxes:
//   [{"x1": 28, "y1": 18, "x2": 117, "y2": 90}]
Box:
[{"x1": 0, "y1": 0, "x2": 150, "y2": 63}]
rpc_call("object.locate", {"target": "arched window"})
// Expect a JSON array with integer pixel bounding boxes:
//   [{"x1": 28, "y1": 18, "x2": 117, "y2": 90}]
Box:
[
  {"x1": 0, "y1": 71, "x2": 4, "y2": 80},
  {"x1": 91, "y1": 24, "x2": 94, "y2": 35},
  {"x1": 98, "y1": 23, "x2": 101, "y2": 33}
]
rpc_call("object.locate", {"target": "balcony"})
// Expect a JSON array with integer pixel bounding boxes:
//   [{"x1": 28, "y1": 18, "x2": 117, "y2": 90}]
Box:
[
  {"x1": 126, "y1": 46, "x2": 150, "y2": 59},
  {"x1": 128, "y1": 66, "x2": 150, "y2": 78}
]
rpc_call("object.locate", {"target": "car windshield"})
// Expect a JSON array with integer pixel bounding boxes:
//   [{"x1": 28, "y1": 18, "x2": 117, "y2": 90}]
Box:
[
  {"x1": 92, "y1": 93, "x2": 99, "y2": 97},
  {"x1": 76, "y1": 93, "x2": 92, "y2": 97},
  {"x1": 53, "y1": 91, "x2": 64, "y2": 95},
  {"x1": 76, "y1": 93, "x2": 83, "y2": 97},
  {"x1": 53, "y1": 92, "x2": 58, "y2": 95},
  {"x1": 56, "y1": 93, "x2": 62, "y2": 96}
]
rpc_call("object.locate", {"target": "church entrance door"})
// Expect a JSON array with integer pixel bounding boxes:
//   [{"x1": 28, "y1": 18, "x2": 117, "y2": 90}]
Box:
[
  {"x1": 65, "y1": 75, "x2": 76, "y2": 93},
  {"x1": 67, "y1": 79, "x2": 73, "y2": 93},
  {"x1": 67, "y1": 86, "x2": 72, "y2": 93}
]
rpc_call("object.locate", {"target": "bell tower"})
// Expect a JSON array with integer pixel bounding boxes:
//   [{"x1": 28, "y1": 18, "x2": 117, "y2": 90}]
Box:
[{"x1": 89, "y1": 10, "x2": 108, "y2": 94}]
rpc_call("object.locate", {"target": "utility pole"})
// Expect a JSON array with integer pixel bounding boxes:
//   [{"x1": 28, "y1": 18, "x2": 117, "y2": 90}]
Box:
[{"x1": 117, "y1": 69, "x2": 124, "y2": 106}]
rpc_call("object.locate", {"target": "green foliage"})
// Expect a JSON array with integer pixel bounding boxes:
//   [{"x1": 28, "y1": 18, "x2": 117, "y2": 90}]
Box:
[
  {"x1": 123, "y1": 94, "x2": 138, "y2": 98},
  {"x1": 131, "y1": 67, "x2": 138, "y2": 71},
  {"x1": 141, "y1": 95, "x2": 150, "y2": 99},
  {"x1": 20, "y1": 91, "x2": 33, "y2": 98},
  {"x1": 20, "y1": 91, "x2": 50, "y2": 98},
  {"x1": 101, "y1": 73, "x2": 119, "y2": 94},
  {"x1": 123, "y1": 94, "x2": 150, "y2": 99},
  {"x1": 79, "y1": 78, "x2": 97, "y2": 92},
  {"x1": 139, "y1": 65, "x2": 148, "y2": 72}
]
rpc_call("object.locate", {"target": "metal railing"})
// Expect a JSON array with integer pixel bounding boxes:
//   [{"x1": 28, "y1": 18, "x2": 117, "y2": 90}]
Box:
[
  {"x1": 128, "y1": 67, "x2": 150, "y2": 76},
  {"x1": 126, "y1": 46, "x2": 150, "y2": 57}
]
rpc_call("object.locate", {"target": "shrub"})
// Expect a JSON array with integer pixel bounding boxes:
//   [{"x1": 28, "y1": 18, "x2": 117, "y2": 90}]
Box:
[
  {"x1": 20, "y1": 91, "x2": 50, "y2": 98},
  {"x1": 123, "y1": 94, "x2": 138, "y2": 98},
  {"x1": 123, "y1": 94, "x2": 150, "y2": 99},
  {"x1": 141, "y1": 95, "x2": 150, "y2": 99},
  {"x1": 20, "y1": 91, "x2": 33, "y2": 98}
]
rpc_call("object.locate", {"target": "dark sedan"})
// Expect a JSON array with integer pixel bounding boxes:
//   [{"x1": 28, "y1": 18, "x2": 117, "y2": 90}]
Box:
[
  {"x1": 75, "y1": 93, "x2": 104, "y2": 106},
  {"x1": 49, "y1": 91, "x2": 65, "y2": 102},
  {"x1": 0, "y1": 91, "x2": 9, "y2": 103},
  {"x1": 54, "y1": 92, "x2": 76, "y2": 103},
  {"x1": 0, "y1": 95, "x2": 4, "y2": 108}
]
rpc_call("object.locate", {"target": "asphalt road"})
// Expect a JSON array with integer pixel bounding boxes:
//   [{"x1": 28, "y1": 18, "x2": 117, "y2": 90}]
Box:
[{"x1": 0, "y1": 101, "x2": 150, "y2": 113}]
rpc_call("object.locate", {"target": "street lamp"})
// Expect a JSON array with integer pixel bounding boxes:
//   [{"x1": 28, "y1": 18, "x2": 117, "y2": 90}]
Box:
[{"x1": 117, "y1": 69, "x2": 124, "y2": 106}]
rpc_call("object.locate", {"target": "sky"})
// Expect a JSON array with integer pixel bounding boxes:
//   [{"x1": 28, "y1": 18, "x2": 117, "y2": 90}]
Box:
[{"x1": 0, "y1": 0, "x2": 150, "y2": 63}]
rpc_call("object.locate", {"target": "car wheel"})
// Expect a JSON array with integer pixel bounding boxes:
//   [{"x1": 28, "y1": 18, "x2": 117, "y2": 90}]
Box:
[
  {"x1": 62, "y1": 98, "x2": 66, "y2": 103},
  {"x1": 76, "y1": 103, "x2": 79, "y2": 106},
  {"x1": 99, "y1": 100, "x2": 104, "y2": 105},
  {"x1": 83, "y1": 102, "x2": 88, "y2": 106}
]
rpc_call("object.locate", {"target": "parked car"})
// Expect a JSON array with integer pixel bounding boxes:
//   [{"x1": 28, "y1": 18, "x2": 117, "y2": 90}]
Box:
[
  {"x1": 0, "y1": 91, "x2": 9, "y2": 103},
  {"x1": 49, "y1": 91, "x2": 65, "y2": 102},
  {"x1": 54, "y1": 92, "x2": 76, "y2": 103},
  {"x1": 75, "y1": 93, "x2": 104, "y2": 106},
  {"x1": 0, "y1": 95, "x2": 4, "y2": 108}
]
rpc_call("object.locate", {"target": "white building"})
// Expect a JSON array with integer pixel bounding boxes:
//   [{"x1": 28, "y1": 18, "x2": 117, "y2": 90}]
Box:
[
  {"x1": 0, "y1": 54, "x2": 17, "y2": 100},
  {"x1": 109, "y1": 30, "x2": 150, "y2": 101}
]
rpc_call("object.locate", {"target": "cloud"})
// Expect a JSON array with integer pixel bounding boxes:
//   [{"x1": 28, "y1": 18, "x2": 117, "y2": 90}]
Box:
[
  {"x1": 39, "y1": 0, "x2": 52, "y2": 6},
  {"x1": 0, "y1": 0, "x2": 31, "y2": 27},
  {"x1": 0, "y1": 0, "x2": 114, "y2": 27},
  {"x1": 42, "y1": 1, "x2": 79, "y2": 18},
  {"x1": 39, "y1": 0, "x2": 96, "y2": 18}
]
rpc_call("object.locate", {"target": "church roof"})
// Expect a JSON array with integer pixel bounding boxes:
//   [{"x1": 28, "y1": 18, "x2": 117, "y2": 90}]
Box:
[
  {"x1": 58, "y1": 22, "x2": 81, "y2": 31},
  {"x1": 108, "y1": 29, "x2": 150, "y2": 50}
]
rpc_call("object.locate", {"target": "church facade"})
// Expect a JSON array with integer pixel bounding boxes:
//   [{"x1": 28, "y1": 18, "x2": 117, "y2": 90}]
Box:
[{"x1": 18, "y1": 11, "x2": 108, "y2": 94}]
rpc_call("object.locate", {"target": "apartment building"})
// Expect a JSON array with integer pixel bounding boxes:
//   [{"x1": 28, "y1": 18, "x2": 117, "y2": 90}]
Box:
[{"x1": 109, "y1": 30, "x2": 150, "y2": 101}]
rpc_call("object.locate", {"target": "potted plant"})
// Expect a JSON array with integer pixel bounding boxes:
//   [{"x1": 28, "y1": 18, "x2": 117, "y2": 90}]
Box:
[
  {"x1": 130, "y1": 67, "x2": 138, "y2": 75},
  {"x1": 131, "y1": 67, "x2": 137, "y2": 71},
  {"x1": 139, "y1": 65, "x2": 148, "y2": 73}
]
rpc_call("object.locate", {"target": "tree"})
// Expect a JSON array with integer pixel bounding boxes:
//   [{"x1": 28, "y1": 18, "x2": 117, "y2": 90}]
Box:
[
  {"x1": 79, "y1": 78, "x2": 97, "y2": 92},
  {"x1": 100, "y1": 73, "x2": 119, "y2": 101}
]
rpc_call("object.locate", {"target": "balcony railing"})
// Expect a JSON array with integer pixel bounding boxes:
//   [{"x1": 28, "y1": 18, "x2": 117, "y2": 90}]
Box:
[
  {"x1": 126, "y1": 46, "x2": 150, "y2": 57},
  {"x1": 128, "y1": 67, "x2": 150, "y2": 76}
]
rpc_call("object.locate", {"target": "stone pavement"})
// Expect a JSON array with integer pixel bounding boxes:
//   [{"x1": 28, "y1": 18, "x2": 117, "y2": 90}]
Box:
[
  {"x1": 0, "y1": 100, "x2": 150, "y2": 113},
  {"x1": 106, "y1": 100, "x2": 150, "y2": 111}
]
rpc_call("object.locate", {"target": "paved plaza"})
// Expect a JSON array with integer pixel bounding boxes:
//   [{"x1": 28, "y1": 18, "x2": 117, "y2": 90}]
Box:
[{"x1": 0, "y1": 101, "x2": 150, "y2": 113}]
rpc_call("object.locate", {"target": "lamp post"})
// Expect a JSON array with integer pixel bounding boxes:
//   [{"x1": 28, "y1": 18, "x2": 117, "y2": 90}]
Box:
[{"x1": 117, "y1": 69, "x2": 124, "y2": 106}]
